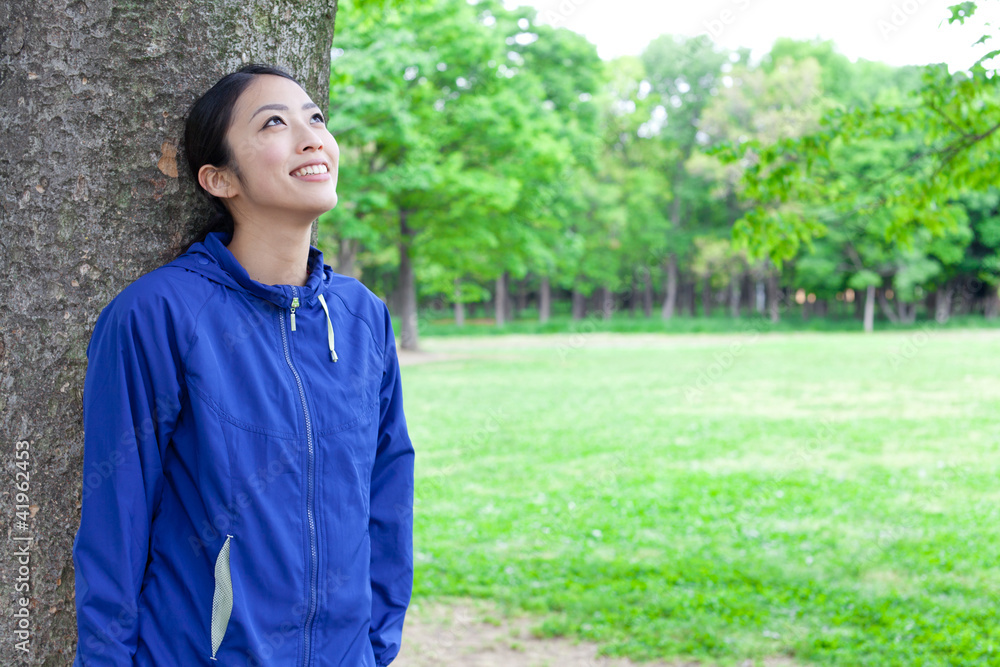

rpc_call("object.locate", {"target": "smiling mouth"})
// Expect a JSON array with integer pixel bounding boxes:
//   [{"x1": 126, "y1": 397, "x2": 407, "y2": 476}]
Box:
[{"x1": 291, "y1": 164, "x2": 329, "y2": 177}]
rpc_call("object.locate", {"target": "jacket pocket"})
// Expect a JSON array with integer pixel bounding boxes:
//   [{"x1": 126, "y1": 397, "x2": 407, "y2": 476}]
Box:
[{"x1": 210, "y1": 534, "x2": 234, "y2": 659}]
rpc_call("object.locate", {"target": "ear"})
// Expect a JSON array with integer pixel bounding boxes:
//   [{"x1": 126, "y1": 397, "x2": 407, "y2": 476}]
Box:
[{"x1": 198, "y1": 164, "x2": 239, "y2": 200}]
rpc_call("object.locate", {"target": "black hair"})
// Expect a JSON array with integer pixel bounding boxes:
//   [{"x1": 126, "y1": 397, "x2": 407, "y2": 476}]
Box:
[{"x1": 177, "y1": 63, "x2": 303, "y2": 254}]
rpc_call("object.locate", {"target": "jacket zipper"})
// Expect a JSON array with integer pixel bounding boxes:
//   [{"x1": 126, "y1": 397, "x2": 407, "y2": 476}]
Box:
[{"x1": 280, "y1": 286, "x2": 318, "y2": 667}]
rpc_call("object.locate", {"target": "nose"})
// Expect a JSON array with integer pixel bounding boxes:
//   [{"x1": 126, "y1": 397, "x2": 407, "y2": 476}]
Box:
[{"x1": 297, "y1": 123, "x2": 325, "y2": 153}]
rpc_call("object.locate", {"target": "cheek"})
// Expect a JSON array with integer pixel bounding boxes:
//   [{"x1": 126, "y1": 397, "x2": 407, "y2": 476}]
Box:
[
  {"x1": 329, "y1": 136, "x2": 340, "y2": 167},
  {"x1": 258, "y1": 143, "x2": 288, "y2": 171}
]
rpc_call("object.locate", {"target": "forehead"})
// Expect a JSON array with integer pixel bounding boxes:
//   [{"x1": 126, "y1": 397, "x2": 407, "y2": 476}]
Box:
[{"x1": 232, "y1": 75, "x2": 312, "y2": 121}]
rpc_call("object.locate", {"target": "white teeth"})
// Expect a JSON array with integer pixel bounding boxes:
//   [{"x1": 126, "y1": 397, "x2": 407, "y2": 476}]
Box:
[{"x1": 293, "y1": 164, "x2": 328, "y2": 177}]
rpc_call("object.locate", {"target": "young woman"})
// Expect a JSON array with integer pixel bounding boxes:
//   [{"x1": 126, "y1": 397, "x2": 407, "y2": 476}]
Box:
[{"x1": 72, "y1": 64, "x2": 414, "y2": 667}]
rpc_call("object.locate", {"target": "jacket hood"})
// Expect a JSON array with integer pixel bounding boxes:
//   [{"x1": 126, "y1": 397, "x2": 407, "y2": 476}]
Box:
[
  {"x1": 170, "y1": 230, "x2": 340, "y2": 362},
  {"x1": 171, "y1": 230, "x2": 331, "y2": 310}
]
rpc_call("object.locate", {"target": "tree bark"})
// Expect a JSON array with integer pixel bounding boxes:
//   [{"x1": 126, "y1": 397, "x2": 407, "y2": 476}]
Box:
[
  {"x1": 701, "y1": 280, "x2": 712, "y2": 317},
  {"x1": 539, "y1": 276, "x2": 551, "y2": 323},
  {"x1": 0, "y1": 2, "x2": 338, "y2": 662},
  {"x1": 398, "y1": 209, "x2": 419, "y2": 349}
]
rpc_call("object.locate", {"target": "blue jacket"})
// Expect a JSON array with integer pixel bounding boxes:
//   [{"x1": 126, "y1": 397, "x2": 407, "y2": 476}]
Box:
[{"x1": 72, "y1": 230, "x2": 414, "y2": 666}]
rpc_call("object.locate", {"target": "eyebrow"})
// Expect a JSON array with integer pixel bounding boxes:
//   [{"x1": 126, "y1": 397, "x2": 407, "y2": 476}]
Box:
[{"x1": 250, "y1": 102, "x2": 320, "y2": 122}]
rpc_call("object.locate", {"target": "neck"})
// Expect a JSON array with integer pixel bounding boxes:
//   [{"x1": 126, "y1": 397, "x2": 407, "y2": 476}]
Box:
[{"x1": 225, "y1": 217, "x2": 314, "y2": 287}]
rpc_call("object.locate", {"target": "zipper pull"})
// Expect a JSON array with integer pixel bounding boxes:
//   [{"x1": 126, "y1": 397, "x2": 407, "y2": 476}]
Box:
[{"x1": 290, "y1": 297, "x2": 299, "y2": 332}]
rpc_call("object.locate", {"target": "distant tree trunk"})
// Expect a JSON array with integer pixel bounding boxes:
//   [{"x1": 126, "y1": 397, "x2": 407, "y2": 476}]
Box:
[
  {"x1": 0, "y1": 1, "x2": 339, "y2": 663},
  {"x1": 701, "y1": 280, "x2": 713, "y2": 317},
  {"x1": 877, "y1": 287, "x2": 900, "y2": 324},
  {"x1": 766, "y1": 271, "x2": 780, "y2": 323},
  {"x1": 598, "y1": 286, "x2": 613, "y2": 320},
  {"x1": 729, "y1": 275, "x2": 741, "y2": 318},
  {"x1": 898, "y1": 302, "x2": 917, "y2": 324},
  {"x1": 571, "y1": 286, "x2": 585, "y2": 320},
  {"x1": 398, "y1": 209, "x2": 419, "y2": 349},
  {"x1": 985, "y1": 287, "x2": 1000, "y2": 319},
  {"x1": 453, "y1": 277, "x2": 465, "y2": 327},
  {"x1": 660, "y1": 253, "x2": 678, "y2": 319},
  {"x1": 684, "y1": 281, "x2": 697, "y2": 317},
  {"x1": 337, "y1": 236, "x2": 358, "y2": 278},
  {"x1": 539, "y1": 276, "x2": 551, "y2": 323},
  {"x1": 514, "y1": 277, "x2": 527, "y2": 318},
  {"x1": 642, "y1": 270, "x2": 653, "y2": 318},
  {"x1": 864, "y1": 284, "x2": 876, "y2": 333},
  {"x1": 495, "y1": 271, "x2": 508, "y2": 327},
  {"x1": 935, "y1": 284, "x2": 954, "y2": 323}
]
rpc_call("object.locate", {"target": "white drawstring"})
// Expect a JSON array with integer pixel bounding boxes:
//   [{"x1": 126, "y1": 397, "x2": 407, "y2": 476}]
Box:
[{"x1": 316, "y1": 294, "x2": 338, "y2": 362}]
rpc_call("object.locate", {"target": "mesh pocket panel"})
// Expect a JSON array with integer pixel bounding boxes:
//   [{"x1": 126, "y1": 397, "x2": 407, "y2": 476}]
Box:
[{"x1": 210, "y1": 534, "x2": 234, "y2": 659}]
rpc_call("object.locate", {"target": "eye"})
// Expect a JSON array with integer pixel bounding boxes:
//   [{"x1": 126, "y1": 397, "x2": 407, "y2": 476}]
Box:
[
  {"x1": 263, "y1": 115, "x2": 285, "y2": 128},
  {"x1": 311, "y1": 112, "x2": 326, "y2": 124}
]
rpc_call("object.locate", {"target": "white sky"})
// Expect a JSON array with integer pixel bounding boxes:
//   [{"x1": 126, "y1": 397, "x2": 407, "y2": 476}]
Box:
[{"x1": 504, "y1": 0, "x2": 1000, "y2": 70}]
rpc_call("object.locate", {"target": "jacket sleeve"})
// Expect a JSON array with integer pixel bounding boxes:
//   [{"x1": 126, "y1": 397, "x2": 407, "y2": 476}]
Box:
[
  {"x1": 368, "y1": 302, "x2": 415, "y2": 667},
  {"x1": 72, "y1": 286, "x2": 187, "y2": 667}
]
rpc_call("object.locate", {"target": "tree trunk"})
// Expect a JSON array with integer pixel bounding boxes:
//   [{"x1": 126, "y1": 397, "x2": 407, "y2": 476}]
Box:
[
  {"x1": 0, "y1": 2, "x2": 338, "y2": 662},
  {"x1": 514, "y1": 277, "x2": 527, "y2": 318},
  {"x1": 598, "y1": 286, "x2": 613, "y2": 320},
  {"x1": 985, "y1": 287, "x2": 1000, "y2": 319},
  {"x1": 935, "y1": 284, "x2": 954, "y2": 323},
  {"x1": 729, "y1": 275, "x2": 741, "y2": 318},
  {"x1": 877, "y1": 287, "x2": 900, "y2": 324},
  {"x1": 337, "y1": 236, "x2": 359, "y2": 278},
  {"x1": 899, "y1": 302, "x2": 917, "y2": 324},
  {"x1": 642, "y1": 270, "x2": 653, "y2": 318},
  {"x1": 660, "y1": 253, "x2": 678, "y2": 319},
  {"x1": 685, "y1": 281, "x2": 697, "y2": 317},
  {"x1": 864, "y1": 284, "x2": 876, "y2": 333},
  {"x1": 495, "y1": 271, "x2": 508, "y2": 327},
  {"x1": 539, "y1": 276, "x2": 551, "y2": 323},
  {"x1": 454, "y1": 277, "x2": 465, "y2": 327},
  {"x1": 398, "y1": 209, "x2": 419, "y2": 349},
  {"x1": 571, "y1": 286, "x2": 585, "y2": 320},
  {"x1": 701, "y1": 280, "x2": 713, "y2": 317},
  {"x1": 766, "y1": 271, "x2": 780, "y2": 323}
]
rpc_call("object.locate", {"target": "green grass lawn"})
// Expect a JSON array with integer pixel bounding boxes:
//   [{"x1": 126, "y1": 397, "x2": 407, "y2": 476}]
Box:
[{"x1": 401, "y1": 330, "x2": 1000, "y2": 666}]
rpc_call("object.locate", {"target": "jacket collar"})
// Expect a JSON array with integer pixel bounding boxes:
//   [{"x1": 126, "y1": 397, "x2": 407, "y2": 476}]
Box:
[
  {"x1": 197, "y1": 230, "x2": 328, "y2": 310},
  {"x1": 172, "y1": 230, "x2": 339, "y2": 363}
]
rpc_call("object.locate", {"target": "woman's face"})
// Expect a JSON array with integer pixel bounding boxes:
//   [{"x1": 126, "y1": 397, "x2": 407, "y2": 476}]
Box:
[{"x1": 211, "y1": 74, "x2": 340, "y2": 224}]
